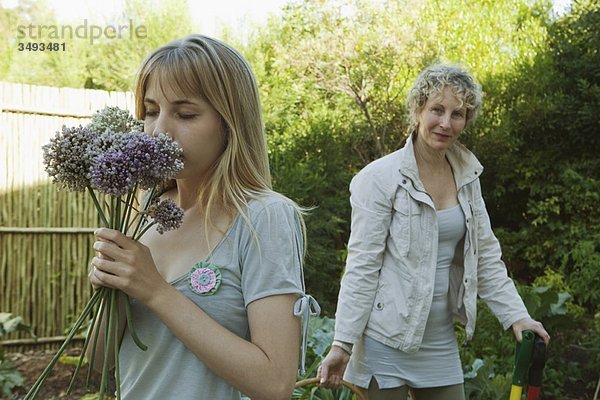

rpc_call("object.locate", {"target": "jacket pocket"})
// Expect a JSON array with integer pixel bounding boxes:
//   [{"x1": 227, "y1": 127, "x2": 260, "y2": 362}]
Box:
[
  {"x1": 368, "y1": 279, "x2": 404, "y2": 337},
  {"x1": 467, "y1": 200, "x2": 478, "y2": 256},
  {"x1": 390, "y1": 193, "x2": 422, "y2": 257}
]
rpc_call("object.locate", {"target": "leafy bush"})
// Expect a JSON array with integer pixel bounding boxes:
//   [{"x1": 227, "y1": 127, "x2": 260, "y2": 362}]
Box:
[
  {"x1": 0, "y1": 312, "x2": 35, "y2": 397},
  {"x1": 460, "y1": 281, "x2": 581, "y2": 399},
  {"x1": 463, "y1": 359, "x2": 512, "y2": 400}
]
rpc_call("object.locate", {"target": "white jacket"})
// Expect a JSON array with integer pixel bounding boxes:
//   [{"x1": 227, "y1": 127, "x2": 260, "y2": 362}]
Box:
[{"x1": 334, "y1": 137, "x2": 530, "y2": 353}]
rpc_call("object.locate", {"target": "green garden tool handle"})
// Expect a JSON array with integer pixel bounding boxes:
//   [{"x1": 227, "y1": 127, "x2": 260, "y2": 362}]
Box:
[
  {"x1": 512, "y1": 329, "x2": 536, "y2": 386},
  {"x1": 526, "y1": 335, "x2": 547, "y2": 400},
  {"x1": 509, "y1": 329, "x2": 535, "y2": 399}
]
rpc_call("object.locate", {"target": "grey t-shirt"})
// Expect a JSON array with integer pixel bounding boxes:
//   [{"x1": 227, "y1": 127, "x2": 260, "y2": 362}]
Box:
[{"x1": 119, "y1": 194, "x2": 305, "y2": 399}]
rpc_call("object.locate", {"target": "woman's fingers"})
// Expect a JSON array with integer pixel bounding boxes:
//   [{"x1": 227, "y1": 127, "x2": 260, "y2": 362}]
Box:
[
  {"x1": 317, "y1": 364, "x2": 327, "y2": 384},
  {"x1": 93, "y1": 239, "x2": 122, "y2": 261},
  {"x1": 512, "y1": 317, "x2": 551, "y2": 345},
  {"x1": 95, "y1": 228, "x2": 134, "y2": 249},
  {"x1": 317, "y1": 347, "x2": 349, "y2": 389},
  {"x1": 89, "y1": 261, "x2": 117, "y2": 289}
]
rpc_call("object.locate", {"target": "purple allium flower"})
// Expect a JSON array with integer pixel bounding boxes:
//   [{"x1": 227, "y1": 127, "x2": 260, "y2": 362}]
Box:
[
  {"x1": 89, "y1": 149, "x2": 137, "y2": 196},
  {"x1": 148, "y1": 199, "x2": 184, "y2": 234},
  {"x1": 90, "y1": 128, "x2": 130, "y2": 155},
  {"x1": 88, "y1": 129, "x2": 182, "y2": 196},
  {"x1": 89, "y1": 106, "x2": 144, "y2": 134},
  {"x1": 42, "y1": 125, "x2": 97, "y2": 191},
  {"x1": 88, "y1": 130, "x2": 183, "y2": 195},
  {"x1": 123, "y1": 132, "x2": 184, "y2": 189}
]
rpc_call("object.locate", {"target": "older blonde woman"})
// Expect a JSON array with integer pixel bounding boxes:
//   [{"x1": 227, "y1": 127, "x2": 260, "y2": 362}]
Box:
[{"x1": 318, "y1": 64, "x2": 550, "y2": 400}]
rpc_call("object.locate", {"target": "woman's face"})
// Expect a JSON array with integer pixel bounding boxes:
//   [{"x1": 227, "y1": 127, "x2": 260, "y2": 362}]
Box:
[
  {"x1": 143, "y1": 76, "x2": 226, "y2": 183},
  {"x1": 416, "y1": 87, "x2": 467, "y2": 152}
]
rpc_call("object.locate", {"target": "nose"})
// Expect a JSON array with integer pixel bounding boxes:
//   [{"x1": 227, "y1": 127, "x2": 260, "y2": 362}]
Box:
[
  {"x1": 439, "y1": 114, "x2": 451, "y2": 129},
  {"x1": 151, "y1": 114, "x2": 169, "y2": 137}
]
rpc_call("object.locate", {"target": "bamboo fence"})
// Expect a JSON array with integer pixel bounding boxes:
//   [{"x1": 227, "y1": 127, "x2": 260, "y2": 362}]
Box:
[{"x1": 0, "y1": 82, "x2": 135, "y2": 351}]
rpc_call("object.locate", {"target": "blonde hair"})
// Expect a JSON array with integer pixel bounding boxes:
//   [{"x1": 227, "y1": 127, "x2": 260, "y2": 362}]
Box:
[
  {"x1": 406, "y1": 64, "x2": 483, "y2": 134},
  {"x1": 134, "y1": 34, "x2": 306, "y2": 244}
]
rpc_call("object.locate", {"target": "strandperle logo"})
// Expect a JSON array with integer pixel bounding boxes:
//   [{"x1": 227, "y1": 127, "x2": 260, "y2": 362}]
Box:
[{"x1": 17, "y1": 19, "x2": 147, "y2": 45}]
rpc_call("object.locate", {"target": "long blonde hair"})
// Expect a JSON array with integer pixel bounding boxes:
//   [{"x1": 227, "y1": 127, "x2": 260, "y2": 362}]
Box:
[
  {"x1": 135, "y1": 34, "x2": 271, "y2": 214},
  {"x1": 134, "y1": 35, "x2": 307, "y2": 250}
]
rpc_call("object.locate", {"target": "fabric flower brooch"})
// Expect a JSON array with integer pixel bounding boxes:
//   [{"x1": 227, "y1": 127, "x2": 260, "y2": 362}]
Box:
[{"x1": 189, "y1": 261, "x2": 222, "y2": 296}]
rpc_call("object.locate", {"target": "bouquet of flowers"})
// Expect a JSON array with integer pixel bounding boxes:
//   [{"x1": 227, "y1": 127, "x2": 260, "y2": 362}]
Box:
[{"x1": 24, "y1": 107, "x2": 184, "y2": 400}]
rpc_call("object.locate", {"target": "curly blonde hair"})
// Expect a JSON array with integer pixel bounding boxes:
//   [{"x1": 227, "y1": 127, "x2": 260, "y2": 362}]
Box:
[{"x1": 406, "y1": 64, "x2": 483, "y2": 134}]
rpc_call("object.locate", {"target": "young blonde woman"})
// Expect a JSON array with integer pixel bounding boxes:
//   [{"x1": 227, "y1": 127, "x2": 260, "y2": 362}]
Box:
[
  {"x1": 317, "y1": 64, "x2": 550, "y2": 400},
  {"x1": 88, "y1": 34, "x2": 314, "y2": 399}
]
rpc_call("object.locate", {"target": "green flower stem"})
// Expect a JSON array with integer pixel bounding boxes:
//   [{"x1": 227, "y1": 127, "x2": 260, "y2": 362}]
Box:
[
  {"x1": 144, "y1": 187, "x2": 156, "y2": 209},
  {"x1": 131, "y1": 187, "x2": 156, "y2": 239},
  {"x1": 67, "y1": 291, "x2": 102, "y2": 394},
  {"x1": 86, "y1": 288, "x2": 107, "y2": 387},
  {"x1": 114, "y1": 299, "x2": 121, "y2": 400},
  {"x1": 99, "y1": 289, "x2": 116, "y2": 399},
  {"x1": 115, "y1": 196, "x2": 122, "y2": 230},
  {"x1": 110, "y1": 196, "x2": 117, "y2": 229},
  {"x1": 23, "y1": 289, "x2": 103, "y2": 399},
  {"x1": 87, "y1": 187, "x2": 110, "y2": 227},
  {"x1": 121, "y1": 185, "x2": 137, "y2": 233},
  {"x1": 125, "y1": 211, "x2": 141, "y2": 235},
  {"x1": 134, "y1": 221, "x2": 156, "y2": 241},
  {"x1": 124, "y1": 295, "x2": 148, "y2": 351},
  {"x1": 130, "y1": 218, "x2": 144, "y2": 241}
]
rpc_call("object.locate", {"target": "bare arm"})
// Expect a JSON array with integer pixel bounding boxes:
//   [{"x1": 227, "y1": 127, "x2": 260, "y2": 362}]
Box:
[{"x1": 147, "y1": 289, "x2": 300, "y2": 399}]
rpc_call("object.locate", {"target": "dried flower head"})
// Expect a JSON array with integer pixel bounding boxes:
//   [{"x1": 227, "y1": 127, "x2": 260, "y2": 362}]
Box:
[
  {"x1": 87, "y1": 130, "x2": 183, "y2": 195},
  {"x1": 126, "y1": 132, "x2": 184, "y2": 189},
  {"x1": 147, "y1": 198, "x2": 184, "y2": 234},
  {"x1": 89, "y1": 106, "x2": 144, "y2": 134},
  {"x1": 90, "y1": 128, "x2": 130, "y2": 155},
  {"x1": 42, "y1": 125, "x2": 97, "y2": 191},
  {"x1": 89, "y1": 149, "x2": 137, "y2": 196}
]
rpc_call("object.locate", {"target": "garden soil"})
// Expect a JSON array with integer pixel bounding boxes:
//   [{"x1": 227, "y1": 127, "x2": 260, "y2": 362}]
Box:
[{"x1": 8, "y1": 348, "x2": 114, "y2": 400}]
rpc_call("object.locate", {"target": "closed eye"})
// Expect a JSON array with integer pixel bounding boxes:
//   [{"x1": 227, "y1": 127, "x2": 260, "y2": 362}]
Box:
[{"x1": 177, "y1": 113, "x2": 198, "y2": 120}]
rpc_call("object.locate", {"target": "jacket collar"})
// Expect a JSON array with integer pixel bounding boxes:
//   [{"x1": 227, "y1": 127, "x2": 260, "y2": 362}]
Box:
[{"x1": 398, "y1": 134, "x2": 484, "y2": 190}]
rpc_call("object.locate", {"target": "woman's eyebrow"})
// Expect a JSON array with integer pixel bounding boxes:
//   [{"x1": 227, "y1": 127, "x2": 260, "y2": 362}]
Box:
[
  {"x1": 172, "y1": 99, "x2": 200, "y2": 106},
  {"x1": 144, "y1": 97, "x2": 200, "y2": 106}
]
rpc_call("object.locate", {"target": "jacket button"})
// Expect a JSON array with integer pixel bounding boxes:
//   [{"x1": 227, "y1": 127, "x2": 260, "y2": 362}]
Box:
[{"x1": 375, "y1": 302, "x2": 384, "y2": 310}]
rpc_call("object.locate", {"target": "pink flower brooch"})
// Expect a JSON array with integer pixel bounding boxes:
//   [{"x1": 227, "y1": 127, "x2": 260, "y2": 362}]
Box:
[{"x1": 189, "y1": 262, "x2": 222, "y2": 296}]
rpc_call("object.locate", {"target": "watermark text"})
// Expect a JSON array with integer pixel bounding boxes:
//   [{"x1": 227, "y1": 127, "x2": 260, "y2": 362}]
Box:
[{"x1": 17, "y1": 19, "x2": 147, "y2": 45}]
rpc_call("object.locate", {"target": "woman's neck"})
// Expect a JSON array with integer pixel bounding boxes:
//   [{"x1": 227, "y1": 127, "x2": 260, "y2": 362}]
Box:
[
  {"x1": 174, "y1": 177, "x2": 232, "y2": 222},
  {"x1": 173, "y1": 178, "x2": 203, "y2": 211},
  {"x1": 413, "y1": 136, "x2": 449, "y2": 172}
]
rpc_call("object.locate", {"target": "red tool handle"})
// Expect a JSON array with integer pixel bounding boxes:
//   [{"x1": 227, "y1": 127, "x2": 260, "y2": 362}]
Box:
[{"x1": 526, "y1": 385, "x2": 541, "y2": 400}]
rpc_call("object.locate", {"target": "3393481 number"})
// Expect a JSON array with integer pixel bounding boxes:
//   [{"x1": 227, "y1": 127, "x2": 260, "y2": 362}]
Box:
[{"x1": 17, "y1": 42, "x2": 66, "y2": 51}]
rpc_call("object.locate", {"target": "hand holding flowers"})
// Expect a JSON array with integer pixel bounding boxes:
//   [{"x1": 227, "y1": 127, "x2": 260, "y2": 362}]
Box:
[
  {"x1": 91, "y1": 228, "x2": 168, "y2": 305},
  {"x1": 25, "y1": 106, "x2": 185, "y2": 400}
]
